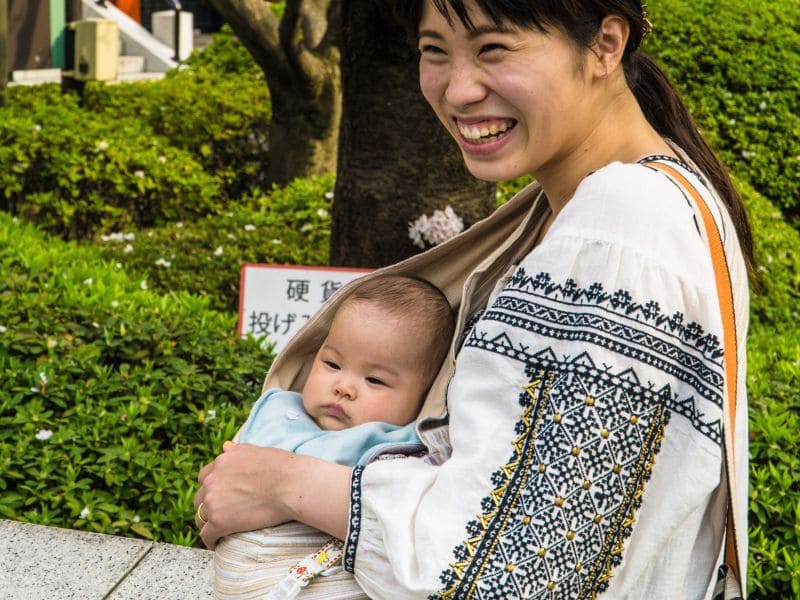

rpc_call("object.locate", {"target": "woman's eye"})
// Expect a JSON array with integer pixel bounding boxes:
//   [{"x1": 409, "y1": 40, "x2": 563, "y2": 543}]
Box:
[
  {"x1": 419, "y1": 44, "x2": 446, "y2": 56},
  {"x1": 366, "y1": 377, "x2": 386, "y2": 386},
  {"x1": 324, "y1": 360, "x2": 340, "y2": 370},
  {"x1": 479, "y1": 43, "x2": 508, "y2": 55}
]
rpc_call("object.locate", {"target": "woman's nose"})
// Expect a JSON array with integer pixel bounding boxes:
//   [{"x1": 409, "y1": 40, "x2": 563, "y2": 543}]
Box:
[{"x1": 444, "y1": 60, "x2": 488, "y2": 108}]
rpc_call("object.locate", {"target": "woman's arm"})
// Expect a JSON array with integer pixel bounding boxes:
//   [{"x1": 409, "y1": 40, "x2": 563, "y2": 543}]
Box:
[{"x1": 193, "y1": 441, "x2": 351, "y2": 549}]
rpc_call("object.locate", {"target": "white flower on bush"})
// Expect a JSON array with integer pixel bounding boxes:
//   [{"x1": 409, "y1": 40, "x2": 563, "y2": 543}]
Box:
[
  {"x1": 244, "y1": 224, "x2": 256, "y2": 232},
  {"x1": 271, "y1": 239, "x2": 283, "y2": 245},
  {"x1": 123, "y1": 244, "x2": 134, "y2": 254},
  {"x1": 133, "y1": 515, "x2": 141, "y2": 523},
  {"x1": 96, "y1": 140, "x2": 109, "y2": 152},
  {"x1": 83, "y1": 277, "x2": 93, "y2": 286},
  {"x1": 154, "y1": 258, "x2": 171, "y2": 268},
  {"x1": 317, "y1": 208, "x2": 329, "y2": 218},
  {"x1": 324, "y1": 192, "x2": 334, "y2": 200},
  {"x1": 158, "y1": 155, "x2": 167, "y2": 163},
  {"x1": 100, "y1": 232, "x2": 135, "y2": 243},
  {"x1": 47, "y1": 339, "x2": 57, "y2": 349},
  {"x1": 214, "y1": 246, "x2": 224, "y2": 256},
  {"x1": 111, "y1": 300, "x2": 119, "y2": 308},
  {"x1": 0, "y1": 325, "x2": 7, "y2": 333},
  {"x1": 39, "y1": 372, "x2": 47, "y2": 385},
  {"x1": 408, "y1": 205, "x2": 464, "y2": 249},
  {"x1": 35, "y1": 428, "x2": 53, "y2": 441},
  {"x1": 80, "y1": 507, "x2": 91, "y2": 519},
  {"x1": 140, "y1": 280, "x2": 148, "y2": 290},
  {"x1": 33, "y1": 124, "x2": 42, "y2": 132},
  {"x1": 134, "y1": 170, "x2": 145, "y2": 179}
]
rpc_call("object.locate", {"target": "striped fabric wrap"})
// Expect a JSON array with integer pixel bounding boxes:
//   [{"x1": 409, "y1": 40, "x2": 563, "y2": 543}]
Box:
[{"x1": 214, "y1": 521, "x2": 367, "y2": 599}]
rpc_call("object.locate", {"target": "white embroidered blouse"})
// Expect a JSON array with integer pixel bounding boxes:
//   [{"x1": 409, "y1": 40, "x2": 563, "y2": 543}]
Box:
[{"x1": 342, "y1": 157, "x2": 750, "y2": 600}]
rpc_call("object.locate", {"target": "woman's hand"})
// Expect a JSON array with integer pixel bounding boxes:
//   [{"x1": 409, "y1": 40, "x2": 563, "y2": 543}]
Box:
[{"x1": 193, "y1": 441, "x2": 351, "y2": 549}]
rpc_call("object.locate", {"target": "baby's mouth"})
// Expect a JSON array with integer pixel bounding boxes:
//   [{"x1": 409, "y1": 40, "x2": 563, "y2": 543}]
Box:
[
  {"x1": 326, "y1": 404, "x2": 347, "y2": 419},
  {"x1": 457, "y1": 119, "x2": 517, "y2": 144}
]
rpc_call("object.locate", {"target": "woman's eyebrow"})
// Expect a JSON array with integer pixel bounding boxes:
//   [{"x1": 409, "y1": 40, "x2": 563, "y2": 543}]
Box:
[{"x1": 418, "y1": 24, "x2": 516, "y2": 42}]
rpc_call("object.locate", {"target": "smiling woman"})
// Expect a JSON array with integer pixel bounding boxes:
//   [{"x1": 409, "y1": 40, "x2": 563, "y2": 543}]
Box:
[{"x1": 195, "y1": 2, "x2": 753, "y2": 598}]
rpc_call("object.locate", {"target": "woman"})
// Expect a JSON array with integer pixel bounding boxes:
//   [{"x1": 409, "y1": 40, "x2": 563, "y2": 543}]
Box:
[{"x1": 194, "y1": 1, "x2": 753, "y2": 597}]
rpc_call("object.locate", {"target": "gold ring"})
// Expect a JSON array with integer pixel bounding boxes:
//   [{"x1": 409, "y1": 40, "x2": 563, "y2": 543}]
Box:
[{"x1": 196, "y1": 502, "x2": 208, "y2": 525}]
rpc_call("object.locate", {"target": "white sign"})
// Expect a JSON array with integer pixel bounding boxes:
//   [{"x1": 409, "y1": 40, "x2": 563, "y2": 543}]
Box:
[{"x1": 238, "y1": 264, "x2": 373, "y2": 353}]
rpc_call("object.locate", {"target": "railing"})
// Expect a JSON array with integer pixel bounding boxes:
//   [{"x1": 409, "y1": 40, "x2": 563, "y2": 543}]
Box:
[{"x1": 162, "y1": 0, "x2": 183, "y2": 62}]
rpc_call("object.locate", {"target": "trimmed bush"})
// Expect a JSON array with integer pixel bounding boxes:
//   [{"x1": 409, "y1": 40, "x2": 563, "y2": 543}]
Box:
[
  {"x1": 742, "y1": 180, "x2": 800, "y2": 598},
  {"x1": 0, "y1": 92, "x2": 220, "y2": 240},
  {"x1": 0, "y1": 212, "x2": 273, "y2": 546},
  {"x1": 92, "y1": 175, "x2": 333, "y2": 313},
  {"x1": 644, "y1": 0, "x2": 800, "y2": 225},
  {"x1": 80, "y1": 26, "x2": 271, "y2": 200}
]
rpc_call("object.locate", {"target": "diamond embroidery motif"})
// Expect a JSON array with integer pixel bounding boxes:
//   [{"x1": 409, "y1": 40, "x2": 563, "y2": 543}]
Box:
[{"x1": 434, "y1": 353, "x2": 670, "y2": 600}]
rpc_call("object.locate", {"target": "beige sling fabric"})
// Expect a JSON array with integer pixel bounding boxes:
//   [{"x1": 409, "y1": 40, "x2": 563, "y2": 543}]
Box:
[
  {"x1": 259, "y1": 181, "x2": 547, "y2": 420},
  {"x1": 214, "y1": 521, "x2": 367, "y2": 599},
  {"x1": 214, "y1": 182, "x2": 546, "y2": 599}
]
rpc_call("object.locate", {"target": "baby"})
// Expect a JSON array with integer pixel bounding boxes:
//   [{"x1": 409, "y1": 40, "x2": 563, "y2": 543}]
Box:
[{"x1": 214, "y1": 274, "x2": 455, "y2": 599}]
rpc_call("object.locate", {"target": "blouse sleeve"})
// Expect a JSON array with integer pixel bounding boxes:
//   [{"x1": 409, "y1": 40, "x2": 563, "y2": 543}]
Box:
[{"x1": 344, "y1": 162, "x2": 748, "y2": 600}]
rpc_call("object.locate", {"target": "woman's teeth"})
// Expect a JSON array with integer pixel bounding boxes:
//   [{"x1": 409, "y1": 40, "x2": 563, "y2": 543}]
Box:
[{"x1": 458, "y1": 120, "x2": 515, "y2": 144}]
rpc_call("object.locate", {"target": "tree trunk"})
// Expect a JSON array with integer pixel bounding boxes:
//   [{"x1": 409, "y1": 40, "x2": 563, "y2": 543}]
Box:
[
  {"x1": 266, "y1": 48, "x2": 341, "y2": 184},
  {"x1": 330, "y1": 0, "x2": 495, "y2": 268},
  {"x1": 207, "y1": 0, "x2": 341, "y2": 185},
  {"x1": 0, "y1": 0, "x2": 8, "y2": 107}
]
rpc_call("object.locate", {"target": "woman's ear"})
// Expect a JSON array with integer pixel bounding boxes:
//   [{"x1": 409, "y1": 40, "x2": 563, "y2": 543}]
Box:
[{"x1": 592, "y1": 15, "x2": 630, "y2": 79}]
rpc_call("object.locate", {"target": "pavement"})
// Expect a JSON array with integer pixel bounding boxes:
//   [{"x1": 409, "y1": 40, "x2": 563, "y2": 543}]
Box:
[{"x1": 0, "y1": 519, "x2": 213, "y2": 599}]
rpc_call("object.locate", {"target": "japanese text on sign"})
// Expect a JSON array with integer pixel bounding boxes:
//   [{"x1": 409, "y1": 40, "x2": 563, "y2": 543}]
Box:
[{"x1": 238, "y1": 264, "x2": 373, "y2": 354}]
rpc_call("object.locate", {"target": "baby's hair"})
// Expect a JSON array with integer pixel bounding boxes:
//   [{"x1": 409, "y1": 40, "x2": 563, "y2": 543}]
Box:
[{"x1": 343, "y1": 275, "x2": 455, "y2": 384}]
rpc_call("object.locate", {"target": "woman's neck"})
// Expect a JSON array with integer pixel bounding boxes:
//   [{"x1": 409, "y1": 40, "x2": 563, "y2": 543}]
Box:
[{"x1": 535, "y1": 87, "x2": 676, "y2": 217}]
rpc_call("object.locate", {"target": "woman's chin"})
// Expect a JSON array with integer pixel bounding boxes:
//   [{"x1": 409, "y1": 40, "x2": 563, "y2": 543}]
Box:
[{"x1": 463, "y1": 158, "x2": 529, "y2": 183}]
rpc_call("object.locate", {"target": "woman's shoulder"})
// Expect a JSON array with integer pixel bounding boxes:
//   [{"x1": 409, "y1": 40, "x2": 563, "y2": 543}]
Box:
[
  {"x1": 537, "y1": 157, "x2": 718, "y2": 288},
  {"x1": 575, "y1": 156, "x2": 701, "y2": 223},
  {"x1": 552, "y1": 157, "x2": 706, "y2": 258}
]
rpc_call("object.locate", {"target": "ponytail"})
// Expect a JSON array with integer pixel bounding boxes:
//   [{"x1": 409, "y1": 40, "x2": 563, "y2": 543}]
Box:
[{"x1": 625, "y1": 52, "x2": 758, "y2": 284}]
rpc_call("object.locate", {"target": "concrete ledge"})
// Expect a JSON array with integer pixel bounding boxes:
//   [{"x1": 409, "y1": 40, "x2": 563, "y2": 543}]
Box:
[{"x1": 0, "y1": 519, "x2": 212, "y2": 599}]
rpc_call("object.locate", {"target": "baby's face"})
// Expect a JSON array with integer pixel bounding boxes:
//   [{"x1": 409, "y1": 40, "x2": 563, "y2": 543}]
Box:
[{"x1": 302, "y1": 300, "x2": 429, "y2": 431}]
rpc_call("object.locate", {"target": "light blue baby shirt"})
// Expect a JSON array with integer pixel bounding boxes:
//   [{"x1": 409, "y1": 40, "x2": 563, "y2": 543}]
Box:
[{"x1": 239, "y1": 388, "x2": 423, "y2": 466}]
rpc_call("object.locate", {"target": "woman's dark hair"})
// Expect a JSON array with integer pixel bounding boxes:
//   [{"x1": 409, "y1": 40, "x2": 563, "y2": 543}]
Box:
[{"x1": 395, "y1": 0, "x2": 757, "y2": 283}]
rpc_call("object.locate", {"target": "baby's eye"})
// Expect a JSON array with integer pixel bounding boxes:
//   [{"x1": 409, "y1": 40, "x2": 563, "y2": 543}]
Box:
[
  {"x1": 366, "y1": 376, "x2": 386, "y2": 386},
  {"x1": 324, "y1": 360, "x2": 340, "y2": 370}
]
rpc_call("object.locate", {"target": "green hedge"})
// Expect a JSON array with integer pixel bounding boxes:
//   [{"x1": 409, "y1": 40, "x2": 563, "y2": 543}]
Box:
[
  {"x1": 742, "y1": 181, "x2": 800, "y2": 598},
  {"x1": 0, "y1": 212, "x2": 273, "y2": 546},
  {"x1": 81, "y1": 26, "x2": 271, "y2": 201},
  {"x1": 92, "y1": 174, "x2": 333, "y2": 313},
  {"x1": 0, "y1": 92, "x2": 219, "y2": 240},
  {"x1": 1, "y1": 26, "x2": 270, "y2": 239},
  {"x1": 645, "y1": 0, "x2": 800, "y2": 226}
]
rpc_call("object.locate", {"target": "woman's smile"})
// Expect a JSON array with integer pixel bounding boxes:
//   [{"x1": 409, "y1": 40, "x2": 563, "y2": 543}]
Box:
[{"x1": 455, "y1": 117, "x2": 517, "y2": 153}]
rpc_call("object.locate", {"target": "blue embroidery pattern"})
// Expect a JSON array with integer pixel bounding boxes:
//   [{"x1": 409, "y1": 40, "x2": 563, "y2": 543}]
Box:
[
  {"x1": 432, "y1": 271, "x2": 723, "y2": 598},
  {"x1": 435, "y1": 359, "x2": 669, "y2": 599},
  {"x1": 471, "y1": 270, "x2": 723, "y2": 445},
  {"x1": 344, "y1": 466, "x2": 364, "y2": 573}
]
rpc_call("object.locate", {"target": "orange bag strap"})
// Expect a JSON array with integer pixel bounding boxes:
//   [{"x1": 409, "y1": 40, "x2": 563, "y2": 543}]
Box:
[{"x1": 646, "y1": 161, "x2": 742, "y2": 585}]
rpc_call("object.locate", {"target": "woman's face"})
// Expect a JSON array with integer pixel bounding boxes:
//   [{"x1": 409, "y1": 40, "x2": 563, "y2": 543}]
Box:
[{"x1": 417, "y1": 0, "x2": 598, "y2": 182}]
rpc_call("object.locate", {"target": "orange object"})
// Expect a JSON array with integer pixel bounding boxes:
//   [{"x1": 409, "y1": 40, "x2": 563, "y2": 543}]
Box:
[{"x1": 111, "y1": 0, "x2": 141, "y2": 23}]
